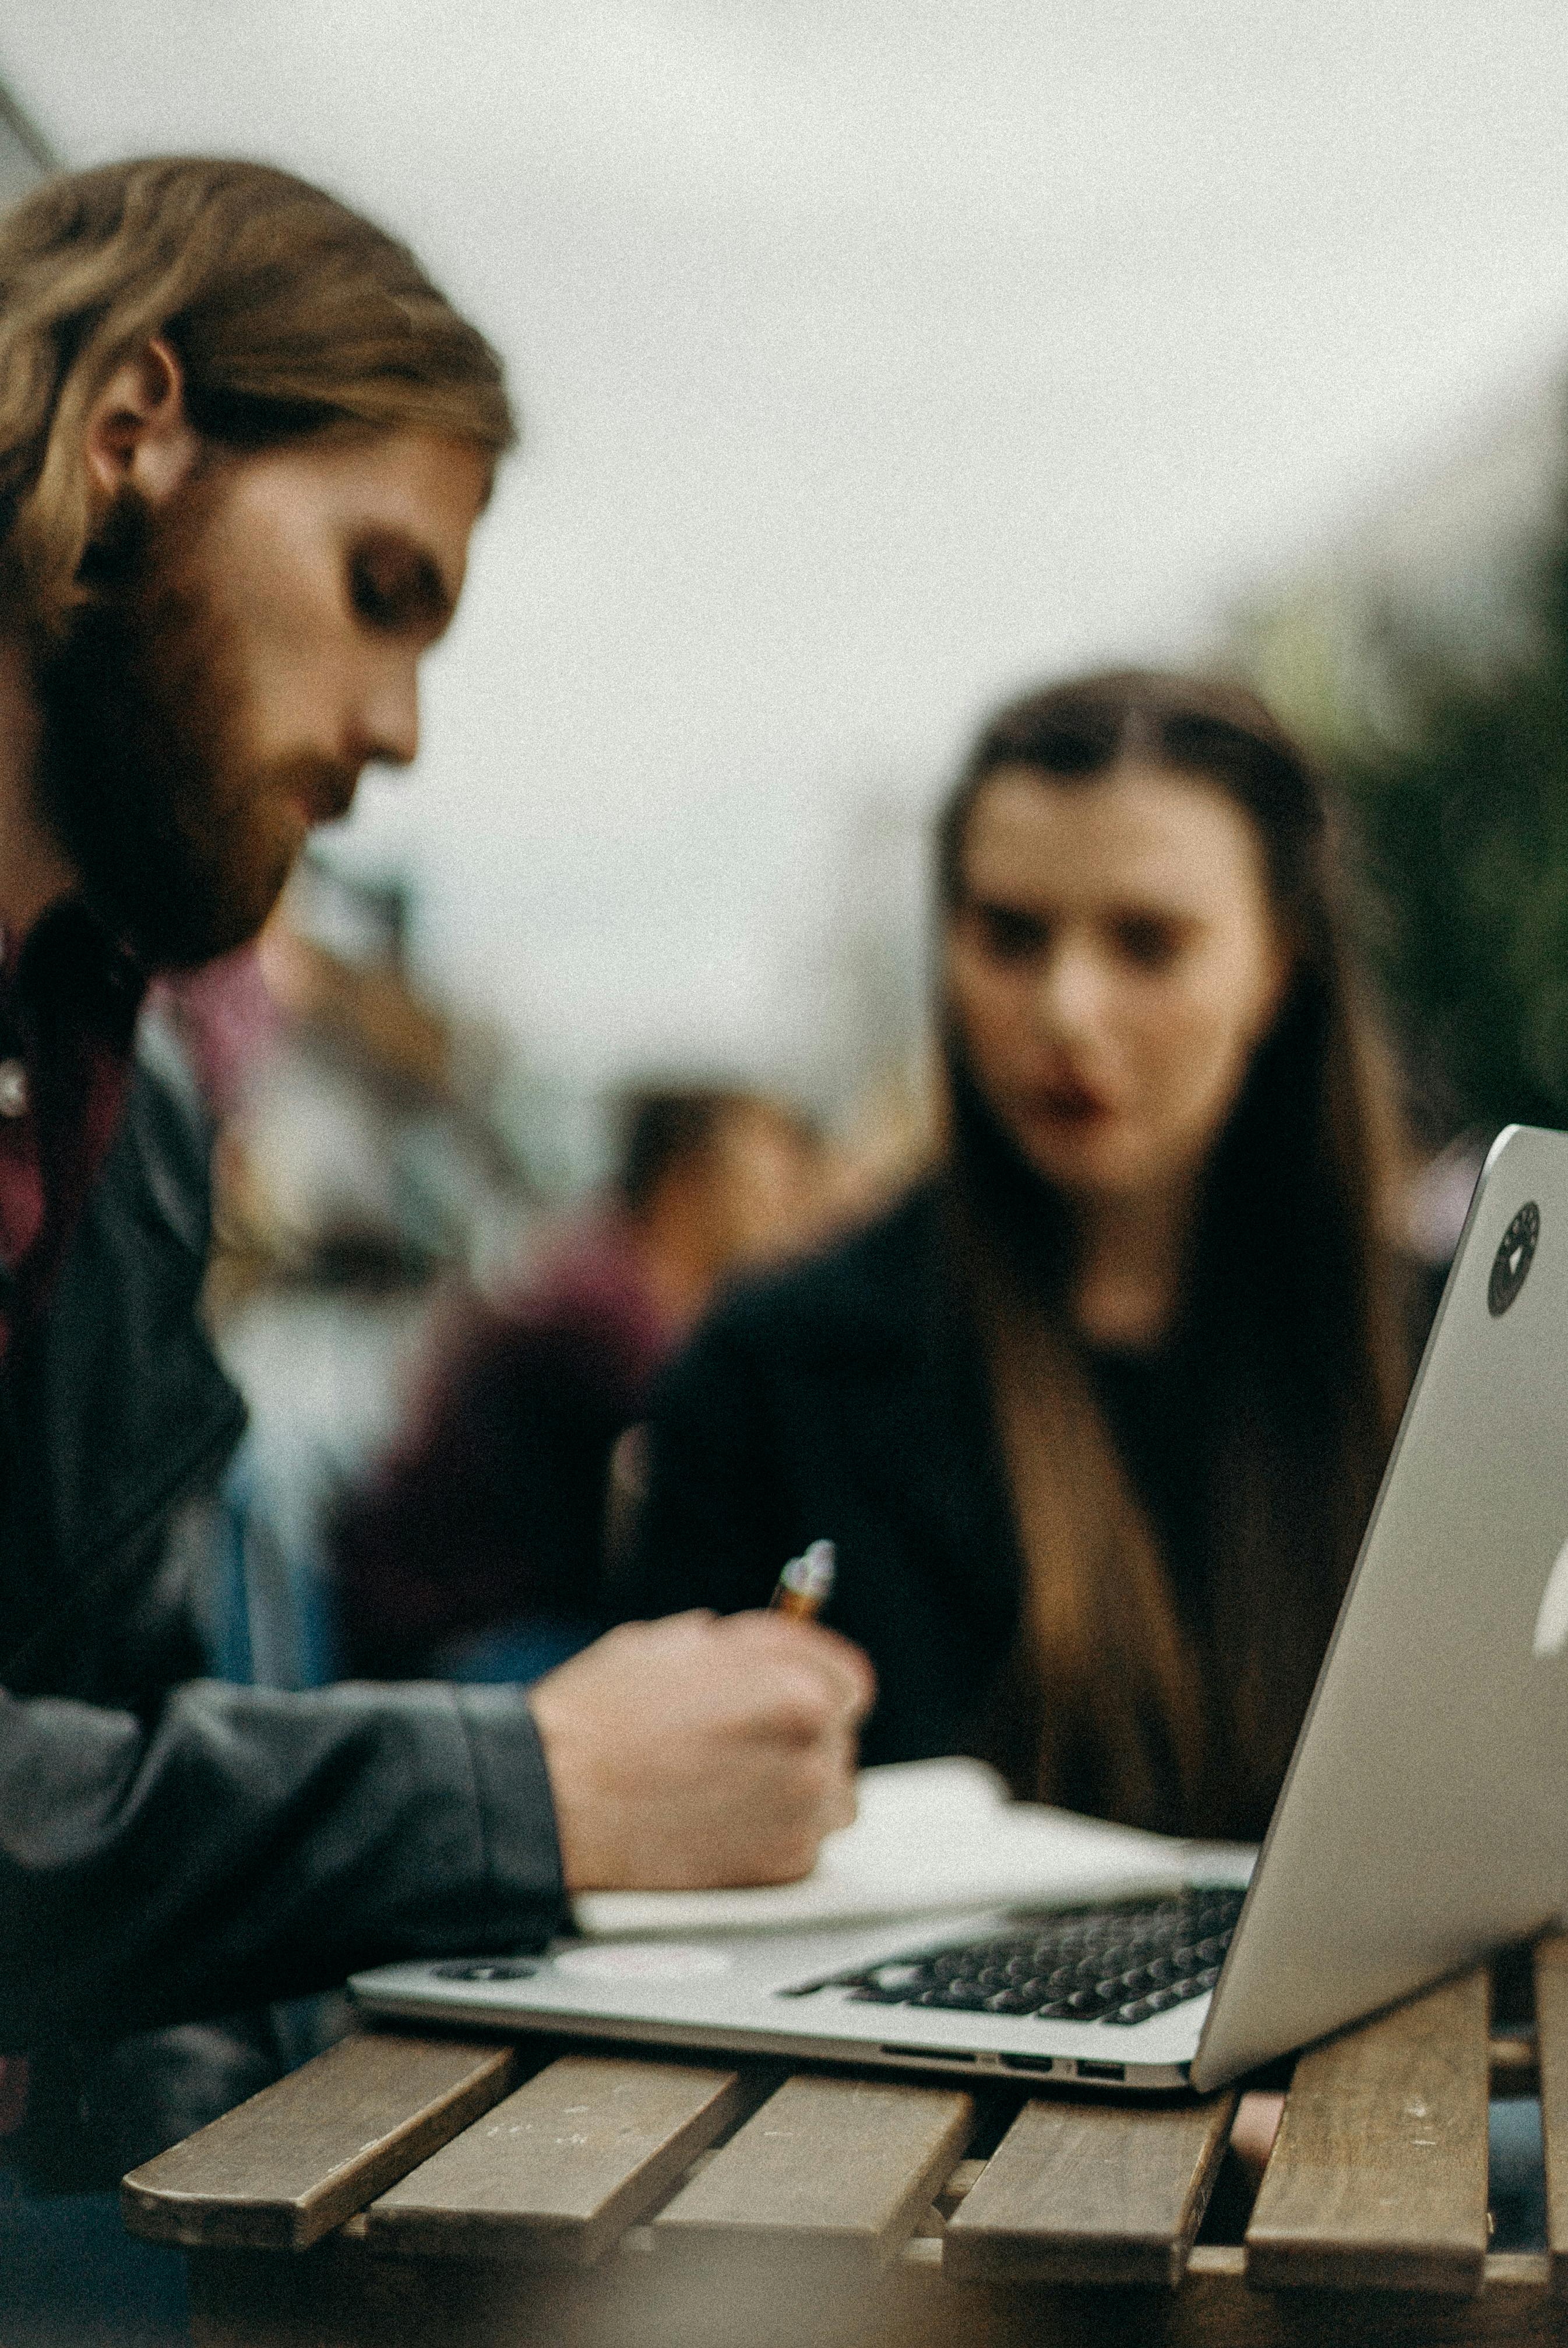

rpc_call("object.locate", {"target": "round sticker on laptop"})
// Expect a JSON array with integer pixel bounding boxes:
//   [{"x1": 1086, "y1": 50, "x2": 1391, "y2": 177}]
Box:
[
  {"x1": 553, "y1": 1943, "x2": 735, "y2": 1982},
  {"x1": 1489, "y1": 1203, "x2": 1540, "y2": 1318}
]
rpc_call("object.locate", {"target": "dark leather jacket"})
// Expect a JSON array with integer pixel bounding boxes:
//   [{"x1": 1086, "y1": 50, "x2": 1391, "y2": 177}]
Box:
[{"x1": 1, "y1": 1065, "x2": 565, "y2": 2189}]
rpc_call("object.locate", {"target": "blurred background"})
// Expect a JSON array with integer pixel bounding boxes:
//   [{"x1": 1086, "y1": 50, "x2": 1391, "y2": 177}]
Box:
[{"x1": 7, "y1": 2, "x2": 1568, "y2": 1671}]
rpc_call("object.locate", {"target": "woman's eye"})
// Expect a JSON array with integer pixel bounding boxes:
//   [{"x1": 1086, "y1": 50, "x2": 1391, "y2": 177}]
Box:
[
  {"x1": 975, "y1": 906, "x2": 1045, "y2": 962},
  {"x1": 1114, "y1": 916, "x2": 1181, "y2": 971}
]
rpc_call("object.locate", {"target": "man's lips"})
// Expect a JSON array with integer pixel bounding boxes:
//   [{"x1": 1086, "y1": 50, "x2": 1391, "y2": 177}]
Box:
[{"x1": 283, "y1": 768, "x2": 358, "y2": 826}]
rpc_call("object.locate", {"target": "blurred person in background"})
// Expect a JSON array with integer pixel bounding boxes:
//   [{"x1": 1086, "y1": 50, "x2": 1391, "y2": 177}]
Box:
[
  {"x1": 628, "y1": 669, "x2": 1423, "y2": 1845},
  {"x1": 0, "y1": 155, "x2": 871, "y2": 2199},
  {"x1": 332, "y1": 1082, "x2": 833, "y2": 1681}
]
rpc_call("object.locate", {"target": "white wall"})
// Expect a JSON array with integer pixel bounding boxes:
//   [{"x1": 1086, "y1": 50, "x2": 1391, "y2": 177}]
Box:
[{"x1": 8, "y1": 2, "x2": 1568, "y2": 1107}]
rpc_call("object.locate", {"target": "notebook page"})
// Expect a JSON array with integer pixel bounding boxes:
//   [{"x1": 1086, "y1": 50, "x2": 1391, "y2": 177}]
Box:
[{"x1": 572, "y1": 1756, "x2": 1244, "y2": 1938}]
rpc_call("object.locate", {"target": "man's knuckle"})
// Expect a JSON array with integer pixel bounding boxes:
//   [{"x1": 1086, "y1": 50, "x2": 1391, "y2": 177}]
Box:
[
  {"x1": 785, "y1": 1671, "x2": 840, "y2": 1731},
  {"x1": 771, "y1": 1826, "x2": 819, "y2": 1879}
]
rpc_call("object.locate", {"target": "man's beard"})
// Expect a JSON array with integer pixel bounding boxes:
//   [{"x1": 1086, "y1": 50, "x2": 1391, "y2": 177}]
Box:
[{"x1": 33, "y1": 483, "x2": 355, "y2": 971}]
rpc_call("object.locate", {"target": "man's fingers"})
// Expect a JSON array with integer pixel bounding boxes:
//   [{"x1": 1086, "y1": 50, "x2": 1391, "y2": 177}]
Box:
[
  {"x1": 716, "y1": 1611, "x2": 876, "y2": 1721},
  {"x1": 801, "y1": 1623, "x2": 877, "y2": 1720},
  {"x1": 534, "y1": 1604, "x2": 872, "y2": 1893},
  {"x1": 820, "y1": 1723, "x2": 860, "y2": 1831},
  {"x1": 652, "y1": 1608, "x2": 718, "y2": 1638}
]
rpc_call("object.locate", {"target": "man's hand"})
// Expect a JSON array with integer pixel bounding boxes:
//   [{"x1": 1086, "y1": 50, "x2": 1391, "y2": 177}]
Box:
[{"x1": 527, "y1": 1610, "x2": 876, "y2": 1892}]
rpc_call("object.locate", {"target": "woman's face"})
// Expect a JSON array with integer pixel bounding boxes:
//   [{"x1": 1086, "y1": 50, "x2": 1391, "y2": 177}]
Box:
[{"x1": 945, "y1": 760, "x2": 1291, "y2": 1204}]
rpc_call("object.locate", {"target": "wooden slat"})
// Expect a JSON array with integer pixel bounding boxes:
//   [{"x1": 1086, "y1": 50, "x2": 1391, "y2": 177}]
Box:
[
  {"x1": 1246, "y1": 1968, "x2": 1491, "y2": 2294},
  {"x1": 365, "y1": 2054, "x2": 748, "y2": 2265},
  {"x1": 653, "y1": 2074, "x2": 972, "y2": 2266},
  {"x1": 121, "y1": 2030, "x2": 516, "y2": 2250},
  {"x1": 1535, "y1": 1935, "x2": 1568, "y2": 2296},
  {"x1": 942, "y1": 2089, "x2": 1238, "y2": 2287}
]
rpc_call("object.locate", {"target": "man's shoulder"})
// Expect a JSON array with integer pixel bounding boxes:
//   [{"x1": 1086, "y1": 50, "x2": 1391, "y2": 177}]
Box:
[{"x1": 45, "y1": 1045, "x2": 222, "y2": 1361}]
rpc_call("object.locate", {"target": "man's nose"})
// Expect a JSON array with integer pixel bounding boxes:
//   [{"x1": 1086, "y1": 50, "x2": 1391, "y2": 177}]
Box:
[{"x1": 351, "y1": 660, "x2": 420, "y2": 769}]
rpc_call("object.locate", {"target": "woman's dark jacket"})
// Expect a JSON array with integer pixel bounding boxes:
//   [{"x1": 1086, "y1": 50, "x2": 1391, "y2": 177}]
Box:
[
  {"x1": 626, "y1": 1181, "x2": 1029, "y2": 1768},
  {"x1": 1, "y1": 1065, "x2": 564, "y2": 2188},
  {"x1": 629, "y1": 1176, "x2": 1439, "y2": 1843}
]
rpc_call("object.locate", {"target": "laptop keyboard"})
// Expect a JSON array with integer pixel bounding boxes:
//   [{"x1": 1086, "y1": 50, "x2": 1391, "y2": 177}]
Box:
[{"x1": 822, "y1": 1886, "x2": 1245, "y2": 2028}]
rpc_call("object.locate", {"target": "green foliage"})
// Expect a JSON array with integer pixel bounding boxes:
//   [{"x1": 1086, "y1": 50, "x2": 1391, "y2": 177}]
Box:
[{"x1": 1339, "y1": 533, "x2": 1568, "y2": 1137}]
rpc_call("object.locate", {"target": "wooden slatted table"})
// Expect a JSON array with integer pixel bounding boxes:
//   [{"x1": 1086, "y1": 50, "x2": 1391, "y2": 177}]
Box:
[{"x1": 121, "y1": 1941, "x2": 1568, "y2": 2347}]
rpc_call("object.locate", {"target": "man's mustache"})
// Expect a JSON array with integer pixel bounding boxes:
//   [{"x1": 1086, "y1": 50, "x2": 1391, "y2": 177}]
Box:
[{"x1": 272, "y1": 756, "x2": 360, "y2": 826}]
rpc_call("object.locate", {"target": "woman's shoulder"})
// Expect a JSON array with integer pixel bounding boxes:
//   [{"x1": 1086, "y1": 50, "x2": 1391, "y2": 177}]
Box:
[{"x1": 694, "y1": 1176, "x2": 945, "y2": 1367}]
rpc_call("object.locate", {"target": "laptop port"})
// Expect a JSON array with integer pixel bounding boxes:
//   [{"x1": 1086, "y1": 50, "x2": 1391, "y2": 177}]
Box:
[
  {"x1": 1000, "y1": 2054, "x2": 1054, "y2": 2075},
  {"x1": 880, "y1": 2045, "x2": 976, "y2": 2062},
  {"x1": 1076, "y1": 2060, "x2": 1126, "y2": 2082}
]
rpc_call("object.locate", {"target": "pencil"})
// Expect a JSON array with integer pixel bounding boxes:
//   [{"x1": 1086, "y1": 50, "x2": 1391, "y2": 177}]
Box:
[{"x1": 770, "y1": 1539, "x2": 836, "y2": 1620}]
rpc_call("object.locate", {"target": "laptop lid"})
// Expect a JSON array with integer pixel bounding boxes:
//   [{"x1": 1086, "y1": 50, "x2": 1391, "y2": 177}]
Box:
[{"x1": 1192, "y1": 1122, "x2": 1568, "y2": 2089}]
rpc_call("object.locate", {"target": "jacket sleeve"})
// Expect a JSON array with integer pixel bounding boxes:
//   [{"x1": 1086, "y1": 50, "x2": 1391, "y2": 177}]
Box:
[
  {"x1": 0, "y1": 1675, "x2": 563, "y2": 2049},
  {"x1": 621, "y1": 1314, "x2": 803, "y2": 1622}
]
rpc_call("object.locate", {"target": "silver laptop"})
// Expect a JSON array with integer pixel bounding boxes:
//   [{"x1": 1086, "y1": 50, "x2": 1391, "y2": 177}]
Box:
[{"x1": 354, "y1": 1122, "x2": 1568, "y2": 2092}]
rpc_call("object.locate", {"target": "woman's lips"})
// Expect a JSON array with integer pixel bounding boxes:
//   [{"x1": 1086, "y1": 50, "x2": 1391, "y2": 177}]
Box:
[{"x1": 1022, "y1": 1078, "x2": 1115, "y2": 1127}]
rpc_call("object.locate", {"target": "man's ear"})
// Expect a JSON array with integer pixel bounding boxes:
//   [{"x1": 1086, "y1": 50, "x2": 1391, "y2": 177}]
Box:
[{"x1": 82, "y1": 336, "x2": 202, "y2": 512}]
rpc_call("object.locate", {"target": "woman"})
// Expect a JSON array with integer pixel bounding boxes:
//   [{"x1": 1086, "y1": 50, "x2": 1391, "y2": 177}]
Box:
[{"x1": 625, "y1": 670, "x2": 1419, "y2": 1844}]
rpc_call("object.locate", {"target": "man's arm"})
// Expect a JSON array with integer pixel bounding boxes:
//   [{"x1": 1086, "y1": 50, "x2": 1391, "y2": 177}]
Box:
[
  {"x1": 0, "y1": 1610, "x2": 874, "y2": 2048},
  {"x1": 0, "y1": 1675, "x2": 563, "y2": 2049}
]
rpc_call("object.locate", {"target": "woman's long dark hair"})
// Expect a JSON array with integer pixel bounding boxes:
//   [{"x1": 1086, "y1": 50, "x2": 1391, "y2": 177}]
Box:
[{"x1": 938, "y1": 670, "x2": 1412, "y2": 1839}]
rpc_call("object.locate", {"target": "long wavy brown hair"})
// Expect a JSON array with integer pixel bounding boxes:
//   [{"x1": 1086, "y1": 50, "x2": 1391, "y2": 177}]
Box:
[
  {"x1": 938, "y1": 670, "x2": 1413, "y2": 1839},
  {"x1": 0, "y1": 157, "x2": 515, "y2": 638}
]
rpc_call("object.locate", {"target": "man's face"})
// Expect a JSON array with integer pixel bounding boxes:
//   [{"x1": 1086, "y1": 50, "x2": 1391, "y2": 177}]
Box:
[{"x1": 36, "y1": 428, "x2": 490, "y2": 967}]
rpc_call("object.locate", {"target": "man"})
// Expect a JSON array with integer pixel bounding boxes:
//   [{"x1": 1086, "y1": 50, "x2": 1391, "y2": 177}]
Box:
[
  {"x1": 334, "y1": 1083, "x2": 838, "y2": 1680},
  {"x1": 0, "y1": 156, "x2": 871, "y2": 2190}
]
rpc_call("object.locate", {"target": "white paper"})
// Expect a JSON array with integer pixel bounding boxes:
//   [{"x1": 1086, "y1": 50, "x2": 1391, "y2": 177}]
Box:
[{"x1": 572, "y1": 1757, "x2": 1252, "y2": 1939}]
